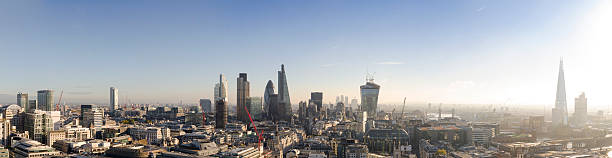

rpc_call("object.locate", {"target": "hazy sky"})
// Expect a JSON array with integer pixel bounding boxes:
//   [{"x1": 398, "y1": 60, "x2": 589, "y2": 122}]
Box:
[{"x1": 1, "y1": 1, "x2": 611, "y2": 109}]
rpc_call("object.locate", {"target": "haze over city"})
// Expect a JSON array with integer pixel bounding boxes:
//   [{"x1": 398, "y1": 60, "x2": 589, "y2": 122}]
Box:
[{"x1": 2, "y1": 0, "x2": 612, "y2": 107}]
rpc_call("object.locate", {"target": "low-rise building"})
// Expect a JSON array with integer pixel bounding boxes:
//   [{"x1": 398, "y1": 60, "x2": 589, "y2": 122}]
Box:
[{"x1": 11, "y1": 137, "x2": 60, "y2": 158}]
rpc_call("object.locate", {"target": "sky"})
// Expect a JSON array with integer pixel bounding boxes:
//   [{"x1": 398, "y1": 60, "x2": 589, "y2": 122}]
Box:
[{"x1": 1, "y1": 1, "x2": 611, "y2": 110}]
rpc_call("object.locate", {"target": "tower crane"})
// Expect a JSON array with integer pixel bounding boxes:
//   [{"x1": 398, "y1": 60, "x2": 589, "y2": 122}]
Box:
[{"x1": 55, "y1": 90, "x2": 64, "y2": 111}]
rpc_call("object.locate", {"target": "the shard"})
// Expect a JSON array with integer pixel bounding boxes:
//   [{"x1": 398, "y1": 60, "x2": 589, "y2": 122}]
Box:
[{"x1": 552, "y1": 59, "x2": 568, "y2": 127}]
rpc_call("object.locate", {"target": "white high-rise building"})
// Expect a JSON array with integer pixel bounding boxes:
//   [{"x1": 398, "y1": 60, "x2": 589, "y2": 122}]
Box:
[
  {"x1": 214, "y1": 74, "x2": 229, "y2": 100},
  {"x1": 573, "y1": 92, "x2": 587, "y2": 127},
  {"x1": 110, "y1": 87, "x2": 118, "y2": 111}
]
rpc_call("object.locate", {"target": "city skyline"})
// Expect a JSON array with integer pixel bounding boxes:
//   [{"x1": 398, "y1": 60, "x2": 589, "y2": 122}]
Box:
[{"x1": 2, "y1": 1, "x2": 612, "y2": 107}]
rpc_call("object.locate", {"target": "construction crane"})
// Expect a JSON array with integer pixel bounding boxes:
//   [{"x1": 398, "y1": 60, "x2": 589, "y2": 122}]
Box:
[
  {"x1": 400, "y1": 97, "x2": 406, "y2": 120},
  {"x1": 55, "y1": 90, "x2": 64, "y2": 111},
  {"x1": 244, "y1": 105, "x2": 263, "y2": 149}
]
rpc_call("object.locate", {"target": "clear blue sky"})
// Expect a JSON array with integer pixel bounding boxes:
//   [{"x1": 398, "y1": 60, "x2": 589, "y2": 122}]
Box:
[{"x1": 1, "y1": 1, "x2": 611, "y2": 108}]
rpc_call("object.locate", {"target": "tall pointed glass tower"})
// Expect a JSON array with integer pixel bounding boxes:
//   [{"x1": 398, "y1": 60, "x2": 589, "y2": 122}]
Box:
[
  {"x1": 277, "y1": 64, "x2": 291, "y2": 120},
  {"x1": 552, "y1": 59, "x2": 568, "y2": 127}
]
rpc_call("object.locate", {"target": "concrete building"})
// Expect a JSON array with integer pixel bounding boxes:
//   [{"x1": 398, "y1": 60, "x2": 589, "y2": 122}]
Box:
[
  {"x1": 24, "y1": 112, "x2": 53, "y2": 144},
  {"x1": 46, "y1": 130, "x2": 65, "y2": 146},
  {"x1": 573, "y1": 92, "x2": 587, "y2": 127},
  {"x1": 472, "y1": 128, "x2": 493, "y2": 146},
  {"x1": 365, "y1": 129, "x2": 409, "y2": 155},
  {"x1": 64, "y1": 119, "x2": 92, "y2": 141},
  {"x1": 415, "y1": 125, "x2": 472, "y2": 148},
  {"x1": 11, "y1": 137, "x2": 60, "y2": 158},
  {"x1": 129, "y1": 127, "x2": 170, "y2": 144}
]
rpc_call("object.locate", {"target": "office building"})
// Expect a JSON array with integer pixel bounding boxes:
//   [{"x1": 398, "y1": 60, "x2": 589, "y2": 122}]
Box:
[
  {"x1": 12, "y1": 137, "x2": 60, "y2": 158},
  {"x1": 246, "y1": 97, "x2": 263, "y2": 121},
  {"x1": 268, "y1": 94, "x2": 281, "y2": 121},
  {"x1": 237, "y1": 73, "x2": 250, "y2": 123},
  {"x1": 17, "y1": 93, "x2": 28, "y2": 109},
  {"x1": 574, "y1": 92, "x2": 587, "y2": 127},
  {"x1": 311, "y1": 92, "x2": 323, "y2": 112},
  {"x1": 80, "y1": 105, "x2": 104, "y2": 129},
  {"x1": 37, "y1": 90, "x2": 54, "y2": 111},
  {"x1": 264, "y1": 80, "x2": 275, "y2": 118},
  {"x1": 360, "y1": 78, "x2": 380, "y2": 119},
  {"x1": 27, "y1": 100, "x2": 37, "y2": 113},
  {"x1": 24, "y1": 112, "x2": 53, "y2": 144},
  {"x1": 215, "y1": 99, "x2": 227, "y2": 129},
  {"x1": 110, "y1": 87, "x2": 118, "y2": 112},
  {"x1": 277, "y1": 64, "x2": 291, "y2": 119},
  {"x1": 214, "y1": 74, "x2": 229, "y2": 100},
  {"x1": 552, "y1": 60, "x2": 568, "y2": 127},
  {"x1": 365, "y1": 129, "x2": 409, "y2": 155},
  {"x1": 200, "y1": 99, "x2": 212, "y2": 113},
  {"x1": 215, "y1": 74, "x2": 229, "y2": 129}
]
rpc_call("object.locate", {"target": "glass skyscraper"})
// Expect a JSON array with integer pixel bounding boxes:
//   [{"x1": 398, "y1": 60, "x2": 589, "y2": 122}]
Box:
[
  {"x1": 37, "y1": 90, "x2": 54, "y2": 111},
  {"x1": 360, "y1": 79, "x2": 380, "y2": 119}
]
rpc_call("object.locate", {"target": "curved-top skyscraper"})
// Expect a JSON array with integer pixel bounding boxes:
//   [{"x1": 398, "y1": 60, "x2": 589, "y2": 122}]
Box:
[
  {"x1": 552, "y1": 59, "x2": 568, "y2": 127},
  {"x1": 264, "y1": 80, "x2": 275, "y2": 118},
  {"x1": 360, "y1": 77, "x2": 380, "y2": 119}
]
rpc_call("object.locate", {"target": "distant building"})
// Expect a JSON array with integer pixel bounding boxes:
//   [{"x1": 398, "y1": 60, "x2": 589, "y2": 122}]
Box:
[
  {"x1": 365, "y1": 129, "x2": 409, "y2": 155},
  {"x1": 237, "y1": 73, "x2": 250, "y2": 123},
  {"x1": 200, "y1": 99, "x2": 212, "y2": 113},
  {"x1": 26, "y1": 100, "x2": 37, "y2": 113},
  {"x1": 311, "y1": 92, "x2": 323, "y2": 112},
  {"x1": 360, "y1": 79, "x2": 380, "y2": 119},
  {"x1": 24, "y1": 112, "x2": 53, "y2": 144},
  {"x1": 80, "y1": 105, "x2": 104, "y2": 129},
  {"x1": 277, "y1": 64, "x2": 291, "y2": 120},
  {"x1": 12, "y1": 137, "x2": 60, "y2": 158},
  {"x1": 214, "y1": 74, "x2": 229, "y2": 100},
  {"x1": 415, "y1": 125, "x2": 472, "y2": 148},
  {"x1": 246, "y1": 97, "x2": 263, "y2": 121},
  {"x1": 264, "y1": 80, "x2": 275, "y2": 118},
  {"x1": 37, "y1": 90, "x2": 54, "y2": 111},
  {"x1": 268, "y1": 94, "x2": 281, "y2": 122},
  {"x1": 46, "y1": 130, "x2": 65, "y2": 146},
  {"x1": 552, "y1": 59, "x2": 568, "y2": 127},
  {"x1": 215, "y1": 99, "x2": 228, "y2": 129},
  {"x1": 472, "y1": 128, "x2": 493, "y2": 146},
  {"x1": 110, "y1": 87, "x2": 119, "y2": 112},
  {"x1": 573, "y1": 92, "x2": 587, "y2": 127},
  {"x1": 17, "y1": 93, "x2": 28, "y2": 110},
  {"x1": 146, "y1": 107, "x2": 184, "y2": 120}
]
